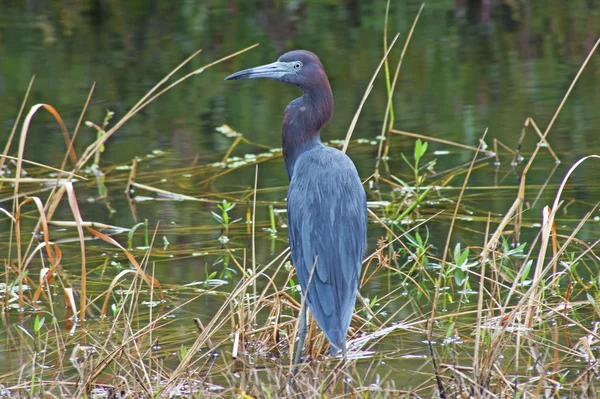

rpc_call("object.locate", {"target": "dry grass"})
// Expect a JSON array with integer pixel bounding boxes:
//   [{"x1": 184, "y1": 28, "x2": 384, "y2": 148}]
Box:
[{"x1": 1, "y1": 8, "x2": 600, "y2": 399}]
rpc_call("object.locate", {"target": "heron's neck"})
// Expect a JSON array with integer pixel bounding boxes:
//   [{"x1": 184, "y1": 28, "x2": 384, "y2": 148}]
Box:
[{"x1": 282, "y1": 87, "x2": 334, "y2": 179}]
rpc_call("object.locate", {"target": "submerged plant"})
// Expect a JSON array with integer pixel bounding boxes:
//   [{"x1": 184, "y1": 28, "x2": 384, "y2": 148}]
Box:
[{"x1": 85, "y1": 110, "x2": 114, "y2": 167}]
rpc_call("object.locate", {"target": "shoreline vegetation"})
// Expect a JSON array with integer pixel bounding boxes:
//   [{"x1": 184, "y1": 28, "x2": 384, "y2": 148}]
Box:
[{"x1": 2, "y1": 3, "x2": 600, "y2": 398}]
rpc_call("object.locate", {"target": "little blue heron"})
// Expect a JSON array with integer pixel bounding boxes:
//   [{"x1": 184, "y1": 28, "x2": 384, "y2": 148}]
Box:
[{"x1": 225, "y1": 50, "x2": 367, "y2": 366}]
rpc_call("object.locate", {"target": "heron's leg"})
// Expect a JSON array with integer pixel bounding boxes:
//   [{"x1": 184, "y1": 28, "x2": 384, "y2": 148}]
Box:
[
  {"x1": 292, "y1": 295, "x2": 308, "y2": 375},
  {"x1": 342, "y1": 345, "x2": 350, "y2": 395}
]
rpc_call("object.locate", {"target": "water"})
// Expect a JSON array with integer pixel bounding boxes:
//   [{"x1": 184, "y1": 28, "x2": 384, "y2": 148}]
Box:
[{"x1": 1, "y1": 1, "x2": 600, "y2": 396}]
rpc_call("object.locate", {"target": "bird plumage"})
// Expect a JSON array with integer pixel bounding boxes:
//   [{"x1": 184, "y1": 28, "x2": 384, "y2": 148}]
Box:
[
  {"x1": 226, "y1": 50, "x2": 367, "y2": 357},
  {"x1": 288, "y1": 145, "x2": 366, "y2": 354}
]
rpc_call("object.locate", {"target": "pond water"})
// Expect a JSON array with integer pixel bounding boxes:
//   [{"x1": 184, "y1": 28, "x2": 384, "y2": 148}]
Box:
[{"x1": 1, "y1": 1, "x2": 600, "y2": 396}]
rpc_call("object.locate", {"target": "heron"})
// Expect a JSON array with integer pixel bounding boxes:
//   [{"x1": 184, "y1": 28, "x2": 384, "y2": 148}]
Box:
[{"x1": 225, "y1": 50, "x2": 367, "y2": 367}]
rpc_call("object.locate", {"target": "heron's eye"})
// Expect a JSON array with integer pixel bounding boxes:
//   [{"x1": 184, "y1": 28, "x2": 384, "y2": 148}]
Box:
[{"x1": 294, "y1": 62, "x2": 302, "y2": 70}]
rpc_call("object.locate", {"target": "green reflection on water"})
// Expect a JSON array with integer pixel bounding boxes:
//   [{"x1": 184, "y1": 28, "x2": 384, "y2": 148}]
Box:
[{"x1": 1, "y1": 1, "x2": 600, "y2": 396}]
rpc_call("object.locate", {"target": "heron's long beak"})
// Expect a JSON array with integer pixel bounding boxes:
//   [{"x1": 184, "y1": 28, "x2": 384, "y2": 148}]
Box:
[{"x1": 225, "y1": 61, "x2": 289, "y2": 81}]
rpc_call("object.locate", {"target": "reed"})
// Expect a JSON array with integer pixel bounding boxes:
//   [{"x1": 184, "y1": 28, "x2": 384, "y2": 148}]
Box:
[{"x1": 1, "y1": 10, "x2": 600, "y2": 399}]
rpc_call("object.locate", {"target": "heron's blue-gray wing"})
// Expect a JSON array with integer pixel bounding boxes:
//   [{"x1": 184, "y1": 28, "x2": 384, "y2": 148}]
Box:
[{"x1": 287, "y1": 146, "x2": 367, "y2": 352}]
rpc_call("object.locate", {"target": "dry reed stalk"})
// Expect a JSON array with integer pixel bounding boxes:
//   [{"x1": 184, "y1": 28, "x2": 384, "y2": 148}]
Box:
[
  {"x1": 125, "y1": 159, "x2": 137, "y2": 195},
  {"x1": 514, "y1": 117, "x2": 560, "y2": 166},
  {"x1": 63, "y1": 183, "x2": 87, "y2": 326},
  {"x1": 59, "y1": 84, "x2": 95, "y2": 176},
  {"x1": 375, "y1": 4, "x2": 425, "y2": 175},
  {"x1": 473, "y1": 212, "x2": 491, "y2": 383},
  {"x1": 480, "y1": 189, "x2": 524, "y2": 262},
  {"x1": 0, "y1": 158, "x2": 84, "y2": 180},
  {"x1": 221, "y1": 134, "x2": 244, "y2": 163},
  {"x1": 0, "y1": 76, "x2": 34, "y2": 179},
  {"x1": 342, "y1": 33, "x2": 400, "y2": 153},
  {"x1": 129, "y1": 182, "x2": 206, "y2": 201},
  {"x1": 391, "y1": 129, "x2": 496, "y2": 156},
  {"x1": 524, "y1": 205, "x2": 553, "y2": 329},
  {"x1": 84, "y1": 226, "x2": 163, "y2": 315},
  {"x1": 249, "y1": 255, "x2": 292, "y2": 349},
  {"x1": 11, "y1": 104, "x2": 67, "y2": 308},
  {"x1": 507, "y1": 157, "x2": 600, "y2": 311},
  {"x1": 382, "y1": 0, "x2": 393, "y2": 120},
  {"x1": 13, "y1": 105, "x2": 72, "y2": 202},
  {"x1": 427, "y1": 129, "x2": 488, "y2": 332},
  {"x1": 529, "y1": 162, "x2": 560, "y2": 210},
  {"x1": 5, "y1": 105, "x2": 82, "y2": 349},
  {"x1": 47, "y1": 221, "x2": 129, "y2": 232},
  {"x1": 0, "y1": 44, "x2": 278, "y2": 399},
  {"x1": 251, "y1": 165, "x2": 258, "y2": 324},
  {"x1": 477, "y1": 156, "x2": 600, "y2": 395},
  {"x1": 160, "y1": 248, "x2": 291, "y2": 394},
  {"x1": 123, "y1": 244, "x2": 159, "y2": 393},
  {"x1": 550, "y1": 215, "x2": 558, "y2": 287},
  {"x1": 75, "y1": 45, "x2": 258, "y2": 174},
  {"x1": 492, "y1": 137, "x2": 517, "y2": 157},
  {"x1": 13, "y1": 99, "x2": 87, "y2": 281},
  {"x1": 481, "y1": 36, "x2": 600, "y2": 261},
  {"x1": 80, "y1": 281, "x2": 207, "y2": 396}
]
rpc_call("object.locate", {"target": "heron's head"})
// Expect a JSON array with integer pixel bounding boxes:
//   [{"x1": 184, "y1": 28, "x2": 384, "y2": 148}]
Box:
[{"x1": 225, "y1": 50, "x2": 329, "y2": 91}]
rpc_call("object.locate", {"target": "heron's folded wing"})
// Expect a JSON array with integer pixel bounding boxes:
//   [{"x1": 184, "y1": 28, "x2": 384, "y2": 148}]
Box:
[{"x1": 287, "y1": 148, "x2": 367, "y2": 344}]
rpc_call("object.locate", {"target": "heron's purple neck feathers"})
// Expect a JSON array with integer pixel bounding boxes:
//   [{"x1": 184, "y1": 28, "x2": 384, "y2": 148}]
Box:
[{"x1": 281, "y1": 80, "x2": 334, "y2": 179}]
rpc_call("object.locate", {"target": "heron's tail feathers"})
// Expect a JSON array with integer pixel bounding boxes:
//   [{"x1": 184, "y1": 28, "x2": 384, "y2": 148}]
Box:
[{"x1": 327, "y1": 330, "x2": 347, "y2": 356}]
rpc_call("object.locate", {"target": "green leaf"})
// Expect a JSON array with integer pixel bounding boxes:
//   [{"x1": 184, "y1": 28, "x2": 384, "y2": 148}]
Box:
[
  {"x1": 501, "y1": 264, "x2": 515, "y2": 280},
  {"x1": 16, "y1": 325, "x2": 34, "y2": 341},
  {"x1": 390, "y1": 174, "x2": 410, "y2": 188},
  {"x1": 211, "y1": 211, "x2": 223, "y2": 223},
  {"x1": 400, "y1": 153, "x2": 416, "y2": 172},
  {"x1": 415, "y1": 233, "x2": 423, "y2": 248},
  {"x1": 218, "y1": 199, "x2": 235, "y2": 212},
  {"x1": 501, "y1": 236, "x2": 510, "y2": 255},
  {"x1": 414, "y1": 139, "x2": 428, "y2": 163},
  {"x1": 520, "y1": 260, "x2": 533, "y2": 284},
  {"x1": 370, "y1": 295, "x2": 378, "y2": 309},
  {"x1": 103, "y1": 109, "x2": 114, "y2": 125},
  {"x1": 34, "y1": 315, "x2": 45, "y2": 333},
  {"x1": 454, "y1": 243, "x2": 461, "y2": 261},
  {"x1": 445, "y1": 321, "x2": 455, "y2": 339},
  {"x1": 128, "y1": 221, "x2": 147, "y2": 249},
  {"x1": 222, "y1": 211, "x2": 229, "y2": 226},
  {"x1": 453, "y1": 268, "x2": 466, "y2": 286},
  {"x1": 458, "y1": 247, "x2": 469, "y2": 267}
]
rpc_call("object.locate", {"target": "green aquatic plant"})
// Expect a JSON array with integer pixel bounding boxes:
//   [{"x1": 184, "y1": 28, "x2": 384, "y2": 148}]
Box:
[
  {"x1": 127, "y1": 219, "x2": 149, "y2": 250},
  {"x1": 212, "y1": 199, "x2": 242, "y2": 243},
  {"x1": 384, "y1": 139, "x2": 435, "y2": 234},
  {"x1": 445, "y1": 243, "x2": 476, "y2": 302},
  {"x1": 397, "y1": 139, "x2": 435, "y2": 196},
  {"x1": 85, "y1": 109, "x2": 114, "y2": 167}
]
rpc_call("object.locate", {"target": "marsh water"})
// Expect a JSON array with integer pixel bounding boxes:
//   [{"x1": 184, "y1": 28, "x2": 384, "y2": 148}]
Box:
[{"x1": 1, "y1": 0, "x2": 600, "y2": 395}]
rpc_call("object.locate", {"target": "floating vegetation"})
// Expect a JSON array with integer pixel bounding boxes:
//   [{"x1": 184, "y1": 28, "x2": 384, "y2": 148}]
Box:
[{"x1": 2, "y1": 4, "x2": 600, "y2": 399}]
